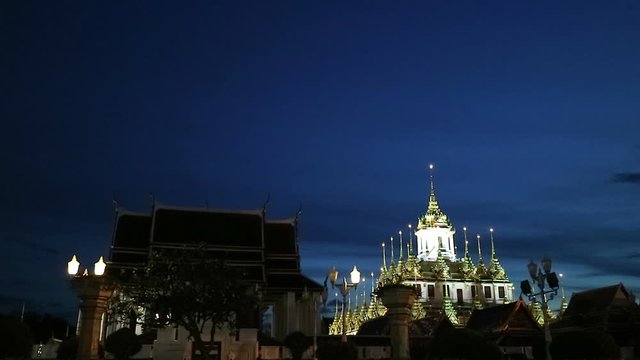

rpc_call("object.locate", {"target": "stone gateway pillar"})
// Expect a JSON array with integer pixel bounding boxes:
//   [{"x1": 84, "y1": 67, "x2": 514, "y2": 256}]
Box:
[
  {"x1": 377, "y1": 284, "x2": 417, "y2": 360},
  {"x1": 71, "y1": 276, "x2": 114, "y2": 360}
]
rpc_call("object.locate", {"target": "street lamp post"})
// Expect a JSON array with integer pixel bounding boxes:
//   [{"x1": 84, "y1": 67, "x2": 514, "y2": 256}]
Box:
[
  {"x1": 67, "y1": 255, "x2": 114, "y2": 360},
  {"x1": 327, "y1": 265, "x2": 361, "y2": 343},
  {"x1": 520, "y1": 257, "x2": 560, "y2": 360}
]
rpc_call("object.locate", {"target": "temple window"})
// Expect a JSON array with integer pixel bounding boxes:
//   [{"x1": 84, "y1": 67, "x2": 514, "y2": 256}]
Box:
[{"x1": 484, "y1": 285, "x2": 492, "y2": 298}]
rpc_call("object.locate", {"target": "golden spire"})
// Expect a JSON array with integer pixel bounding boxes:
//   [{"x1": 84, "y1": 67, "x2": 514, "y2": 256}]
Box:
[
  {"x1": 477, "y1": 234, "x2": 483, "y2": 263},
  {"x1": 418, "y1": 164, "x2": 452, "y2": 229},
  {"x1": 407, "y1": 224, "x2": 413, "y2": 255},
  {"x1": 461, "y1": 226, "x2": 476, "y2": 279},
  {"x1": 487, "y1": 228, "x2": 507, "y2": 280},
  {"x1": 390, "y1": 236, "x2": 395, "y2": 265},
  {"x1": 490, "y1": 228, "x2": 496, "y2": 257},
  {"x1": 382, "y1": 242, "x2": 387, "y2": 270},
  {"x1": 429, "y1": 163, "x2": 435, "y2": 193},
  {"x1": 476, "y1": 234, "x2": 487, "y2": 276},
  {"x1": 463, "y1": 227, "x2": 470, "y2": 257},
  {"x1": 398, "y1": 230, "x2": 404, "y2": 261},
  {"x1": 370, "y1": 272, "x2": 375, "y2": 294}
]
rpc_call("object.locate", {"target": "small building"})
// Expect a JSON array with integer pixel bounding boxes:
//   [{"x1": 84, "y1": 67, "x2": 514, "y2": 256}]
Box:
[
  {"x1": 101, "y1": 201, "x2": 323, "y2": 360},
  {"x1": 552, "y1": 283, "x2": 640, "y2": 359},
  {"x1": 466, "y1": 300, "x2": 543, "y2": 359}
]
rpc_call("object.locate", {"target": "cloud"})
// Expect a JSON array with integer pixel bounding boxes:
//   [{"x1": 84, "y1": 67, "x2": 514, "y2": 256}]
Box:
[{"x1": 611, "y1": 172, "x2": 640, "y2": 184}]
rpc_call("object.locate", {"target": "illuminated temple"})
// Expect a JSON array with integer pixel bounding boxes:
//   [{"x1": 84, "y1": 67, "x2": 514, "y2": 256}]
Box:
[{"x1": 330, "y1": 166, "x2": 515, "y2": 335}]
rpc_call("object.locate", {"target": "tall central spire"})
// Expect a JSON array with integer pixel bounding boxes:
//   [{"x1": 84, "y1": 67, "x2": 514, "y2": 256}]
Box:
[
  {"x1": 427, "y1": 164, "x2": 440, "y2": 213},
  {"x1": 418, "y1": 164, "x2": 452, "y2": 230}
]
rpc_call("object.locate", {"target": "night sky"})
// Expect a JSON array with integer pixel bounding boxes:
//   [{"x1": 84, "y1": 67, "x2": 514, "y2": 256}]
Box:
[{"x1": 3, "y1": 1, "x2": 640, "y2": 321}]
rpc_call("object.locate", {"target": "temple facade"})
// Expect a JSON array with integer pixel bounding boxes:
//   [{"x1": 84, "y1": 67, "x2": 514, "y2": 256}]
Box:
[
  {"x1": 103, "y1": 201, "x2": 323, "y2": 360},
  {"x1": 330, "y1": 166, "x2": 515, "y2": 335},
  {"x1": 402, "y1": 166, "x2": 515, "y2": 317}
]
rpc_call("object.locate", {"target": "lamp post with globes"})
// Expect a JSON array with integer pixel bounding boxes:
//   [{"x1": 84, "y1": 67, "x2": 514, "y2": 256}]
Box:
[
  {"x1": 67, "y1": 255, "x2": 114, "y2": 360},
  {"x1": 520, "y1": 257, "x2": 560, "y2": 360},
  {"x1": 327, "y1": 265, "x2": 361, "y2": 343}
]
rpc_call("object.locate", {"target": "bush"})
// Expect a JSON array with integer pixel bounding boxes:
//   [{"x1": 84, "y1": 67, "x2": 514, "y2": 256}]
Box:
[
  {"x1": 0, "y1": 314, "x2": 31, "y2": 359},
  {"x1": 104, "y1": 328, "x2": 142, "y2": 360}
]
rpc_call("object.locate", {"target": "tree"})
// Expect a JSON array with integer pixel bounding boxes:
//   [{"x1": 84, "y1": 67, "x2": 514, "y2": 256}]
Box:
[
  {"x1": 104, "y1": 328, "x2": 142, "y2": 360},
  {"x1": 283, "y1": 331, "x2": 311, "y2": 360},
  {"x1": 22, "y1": 311, "x2": 73, "y2": 343},
  {"x1": 111, "y1": 246, "x2": 257, "y2": 360},
  {"x1": 0, "y1": 314, "x2": 31, "y2": 359}
]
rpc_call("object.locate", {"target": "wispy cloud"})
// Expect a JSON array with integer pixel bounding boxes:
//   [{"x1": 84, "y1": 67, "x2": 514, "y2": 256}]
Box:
[{"x1": 612, "y1": 172, "x2": 640, "y2": 184}]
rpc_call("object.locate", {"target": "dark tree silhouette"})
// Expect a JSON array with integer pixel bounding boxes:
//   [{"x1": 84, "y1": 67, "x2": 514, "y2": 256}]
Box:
[
  {"x1": 111, "y1": 246, "x2": 256, "y2": 360},
  {"x1": 105, "y1": 328, "x2": 142, "y2": 360},
  {"x1": 22, "y1": 311, "x2": 73, "y2": 343},
  {"x1": 0, "y1": 314, "x2": 31, "y2": 359}
]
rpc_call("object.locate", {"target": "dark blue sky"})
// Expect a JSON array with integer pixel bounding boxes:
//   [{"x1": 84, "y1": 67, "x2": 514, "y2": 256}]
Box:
[{"x1": 2, "y1": 1, "x2": 640, "y2": 320}]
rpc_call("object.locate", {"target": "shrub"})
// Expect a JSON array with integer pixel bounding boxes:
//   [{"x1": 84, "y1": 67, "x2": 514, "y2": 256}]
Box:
[{"x1": 104, "y1": 328, "x2": 142, "y2": 360}]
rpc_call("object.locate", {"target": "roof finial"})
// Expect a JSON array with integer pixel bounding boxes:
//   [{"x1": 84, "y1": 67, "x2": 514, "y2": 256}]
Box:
[
  {"x1": 148, "y1": 192, "x2": 155, "y2": 210},
  {"x1": 476, "y1": 234, "x2": 483, "y2": 263},
  {"x1": 463, "y1": 226, "x2": 469, "y2": 257},
  {"x1": 262, "y1": 192, "x2": 271, "y2": 215},
  {"x1": 429, "y1": 163, "x2": 435, "y2": 194},
  {"x1": 398, "y1": 231, "x2": 404, "y2": 261},
  {"x1": 489, "y1": 227, "x2": 496, "y2": 257},
  {"x1": 390, "y1": 236, "x2": 395, "y2": 264},
  {"x1": 294, "y1": 203, "x2": 303, "y2": 224},
  {"x1": 382, "y1": 242, "x2": 387, "y2": 270},
  {"x1": 407, "y1": 224, "x2": 413, "y2": 255}
]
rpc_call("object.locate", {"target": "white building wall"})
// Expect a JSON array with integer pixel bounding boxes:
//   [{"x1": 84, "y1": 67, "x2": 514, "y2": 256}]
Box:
[{"x1": 415, "y1": 227, "x2": 456, "y2": 262}]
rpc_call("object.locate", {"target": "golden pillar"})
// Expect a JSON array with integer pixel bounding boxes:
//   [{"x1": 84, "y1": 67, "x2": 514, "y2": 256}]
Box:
[
  {"x1": 377, "y1": 284, "x2": 416, "y2": 360},
  {"x1": 71, "y1": 276, "x2": 114, "y2": 360},
  {"x1": 68, "y1": 256, "x2": 114, "y2": 360}
]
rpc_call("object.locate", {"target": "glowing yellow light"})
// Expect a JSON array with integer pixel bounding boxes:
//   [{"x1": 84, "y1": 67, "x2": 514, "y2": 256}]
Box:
[
  {"x1": 350, "y1": 266, "x2": 361, "y2": 284},
  {"x1": 67, "y1": 255, "x2": 79, "y2": 275},
  {"x1": 94, "y1": 256, "x2": 106, "y2": 276}
]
